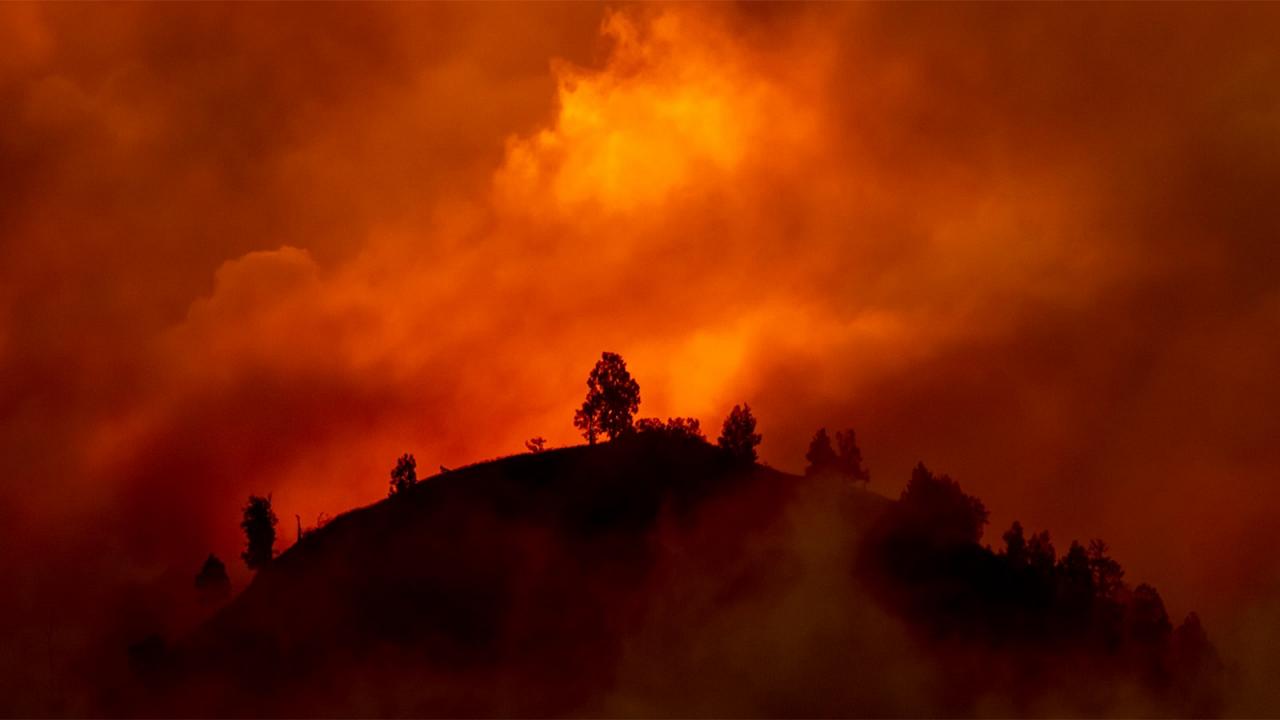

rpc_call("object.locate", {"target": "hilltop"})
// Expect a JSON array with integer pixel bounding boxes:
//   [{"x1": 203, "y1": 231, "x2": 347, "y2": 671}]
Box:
[
  {"x1": 127, "y1": 434, "x2": 890, "y2": 716},
  {"x1": 120, "y1": 430, "x2": 1225, "y2": 717}
]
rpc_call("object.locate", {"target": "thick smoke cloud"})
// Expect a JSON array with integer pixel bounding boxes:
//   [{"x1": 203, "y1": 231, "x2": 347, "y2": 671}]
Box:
[{"x1": 1, "y1": 2, "x2": 1279, "y2": 713}]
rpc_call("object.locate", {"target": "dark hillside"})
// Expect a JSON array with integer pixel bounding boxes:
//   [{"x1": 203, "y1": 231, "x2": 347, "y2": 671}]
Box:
[
  {"x1": 129, "y1": 435, "x2": 889, "y2": 716},
  {"x1": 121, "y1": 436, "x2": 1223, "y2": 717}
]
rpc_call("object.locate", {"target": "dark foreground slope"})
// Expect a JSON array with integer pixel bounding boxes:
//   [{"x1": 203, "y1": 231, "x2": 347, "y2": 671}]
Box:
[
  {"x1": 121, "y1": 436, "x2": 1225, "y2": 717},
  {"x1": 126, "y1": 435, "x2": 891, "y2": 716}
]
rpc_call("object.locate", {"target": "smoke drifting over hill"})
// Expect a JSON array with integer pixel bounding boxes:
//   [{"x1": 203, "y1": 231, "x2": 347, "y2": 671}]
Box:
[{"x1": 2, "y1": 3, "x2": 1280, "y2": 714}]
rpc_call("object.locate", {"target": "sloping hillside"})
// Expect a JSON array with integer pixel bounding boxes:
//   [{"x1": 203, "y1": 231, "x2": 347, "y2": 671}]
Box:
[{"x1": 132, "y1": 434, "x2": 890, "y2": 716}]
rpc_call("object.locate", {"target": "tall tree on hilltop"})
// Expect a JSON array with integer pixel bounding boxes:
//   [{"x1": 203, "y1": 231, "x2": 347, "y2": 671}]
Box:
[
  {"x1": 804, "y1": 428, "x2": 838, "y2": 476},
  {"x1": 389, "y1": 453, "x2": 417, "y2": 496},
  {"x1": 835, "y1": 429, "x2": 871, "y2": 486},
  {"x1": 240, "y1": 494, "x2": 278, "y2": 571},
  {"x1": 573, "y1": 351, "x2": 640, "y2": 444},
  {"x1": 718, "y1": 403, "x2": 761, "y2": 463}
]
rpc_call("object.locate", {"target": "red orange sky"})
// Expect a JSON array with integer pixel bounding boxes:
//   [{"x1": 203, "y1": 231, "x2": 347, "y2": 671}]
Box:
[{"x1": 3, "y1": 2, "x2": 1280, "y2": 711}]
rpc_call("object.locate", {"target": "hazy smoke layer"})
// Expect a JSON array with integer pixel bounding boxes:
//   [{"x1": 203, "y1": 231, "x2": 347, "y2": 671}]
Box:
[{"x1": 2, "y1": 3, "x2": 1279, "y2": 713}]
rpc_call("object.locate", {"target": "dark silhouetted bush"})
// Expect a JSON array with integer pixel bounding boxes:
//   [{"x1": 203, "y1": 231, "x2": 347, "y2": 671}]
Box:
[{"x1": 636, "y1": 416, "x2": 704, "y2": 441}]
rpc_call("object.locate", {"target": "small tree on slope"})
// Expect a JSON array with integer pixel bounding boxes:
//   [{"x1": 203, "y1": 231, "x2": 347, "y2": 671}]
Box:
[
  {"x1": 240, "y1": 494, "x2": 278, "y2": 571},
  {"x1": 718, "y1": 403, "x2": 761, "y2": 463}
]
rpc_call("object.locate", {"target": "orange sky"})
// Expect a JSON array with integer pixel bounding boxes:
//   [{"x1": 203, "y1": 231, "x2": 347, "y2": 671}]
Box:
[{"x1": 3, "y1": 2, "x2": 1280, "y2": 710}]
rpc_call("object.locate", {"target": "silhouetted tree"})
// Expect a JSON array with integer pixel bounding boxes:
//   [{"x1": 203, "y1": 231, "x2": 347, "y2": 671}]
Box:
[
  {"x1": 1057, "y1": 541, "x2": 1094, "y2": 619},
  {"x1": 804, "y1": 428, "x2": 838, "y2": 476},
  {"x1": 835, "y1": 429, "x2": 870, "y2": 486},
  {"x1": 1128, "y1": 583, "x2": 1172, "y2": 647},
  {"x1": 1170, "y1": 612, "x2": 1224, "y2": 715},
  {"x1": 896, "y1": 462, "x2": 989, "y2": 546},
  {"x1": 635, "y1": 417, "x2": 665, "y2": 434},
  {"x1": 194, "y1": 553, "x2": 230, "y2": 604},
  {"x1": 1028, "y1": 530, "x2": 1056, "y2": 573},
  {"x1": 1088, "y1": 538, "x2": 1126, "y2": 602},
  {"x1": 665, "y1": 416, "x2": 703, "y2": 440},
  {"x1": 717, "y1": 403, "x2": 761, "y2": 463},
  {"x1": 637, "y1": 416, "x2": 705, "y2": 441},
  {"x1": 1002, "y1": 521, "x2": 1028, "y2": 567},
  {"x1": 240, "y1": 494, "x2": 277, "y2": 571},
  {"x1": 1171, "y1": 612, "x2": 1213, "y2": 672},
  {"x1": 525, "y1": 436, "x2": 546, "y2": 453},
  {"x1": 574, "y1": 352, "x2": 641, "y2": 443},
  {"x1": 389, "y1": 453, "x2": 417, "y2": 496}
]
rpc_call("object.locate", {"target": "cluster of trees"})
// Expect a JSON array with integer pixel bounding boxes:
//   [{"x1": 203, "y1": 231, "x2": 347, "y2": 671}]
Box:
[
  {"x1": 212, "y1": 351, "x2": 820, "y2": 587},
  {"x1": 635, "y1": 416, "x2": 703, "y2": 440},
  {"x1": 191, "y1": 494, "x2": 276, "y2": 605},
  {"x1": 804, "y1": 427, "x2": 870, "y2": 486},
  {"x1": 572, "y1": 351, "x2": 762, "y2": 462},
  {"x1": 197, "y1": 350, "x2": 1219, "y2": 715},
  {"x1": 863, "y1": 463, "x2": 1223, "y2": 713}
]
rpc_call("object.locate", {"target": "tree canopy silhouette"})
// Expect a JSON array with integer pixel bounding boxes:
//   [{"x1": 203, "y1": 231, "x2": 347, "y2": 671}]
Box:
[
  {"x1": 860, "y1": 460, "x2": 1223, "y2": 715},
  {"x1": 835, "y1": 429, "x2": 870, "y2": 486},
  {"x1": 240, "y1": 494, "x2": 277, "y2": 571},
  {"x1": 892, "y1": 462, "x2": 989, "y2": 548},
  {"x1": 194, "y1": 553, "x2": 230, "y2": 604},
  {"x1": 573, "y1": 351, "x2": 641, "y2": 444},
  {"x1": 717, "y1": 403, "x2": 761, "y2": 463},
  {"x1": 389, "y1": 452, "x2": 417, "y2": 496},
  {"x1": 804, "y1": 428, "x2": 838, "y2": 476},
  {"x1": 635, "y1": 416, "x2": 704, "y2": 441},
  {"x1": 805, "y1": 427, "x2": 870, "y2": 485}
]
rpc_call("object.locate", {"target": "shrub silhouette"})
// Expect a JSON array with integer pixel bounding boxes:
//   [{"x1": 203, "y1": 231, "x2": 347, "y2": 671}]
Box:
[
  {"x1": 525, "y1": 437, "x2": 547, "y2": 453},
  {"x1": 635, "y1": 416, "x2": 704, "y2": 441},
  {"x1": 240, "y1": 494, "x2": 277, "y2": 571},
  {"x1": 717, "y1": 403, "x2": 761, "y2": 463},
  {"x1": 389, "y1": 453, "x2": 417, "y2": 496},
  {"x1": 573, "y1": 351, "x2": 641, "y2": 444},
  {"x1": 194, "y1": 553, "x2": 230, "y2": 604}
]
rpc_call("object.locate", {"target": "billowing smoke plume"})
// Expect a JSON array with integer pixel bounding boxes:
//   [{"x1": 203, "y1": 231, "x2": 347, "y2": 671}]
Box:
[{"x1": 2, "y1": 3, "x2": 1279, "y2": 714}]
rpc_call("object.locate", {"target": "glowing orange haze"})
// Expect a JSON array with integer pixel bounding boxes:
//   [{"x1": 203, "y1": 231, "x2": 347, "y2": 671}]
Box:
[{"x1": 3, "y1": 2, "x2": 1280, "y2": 710}]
